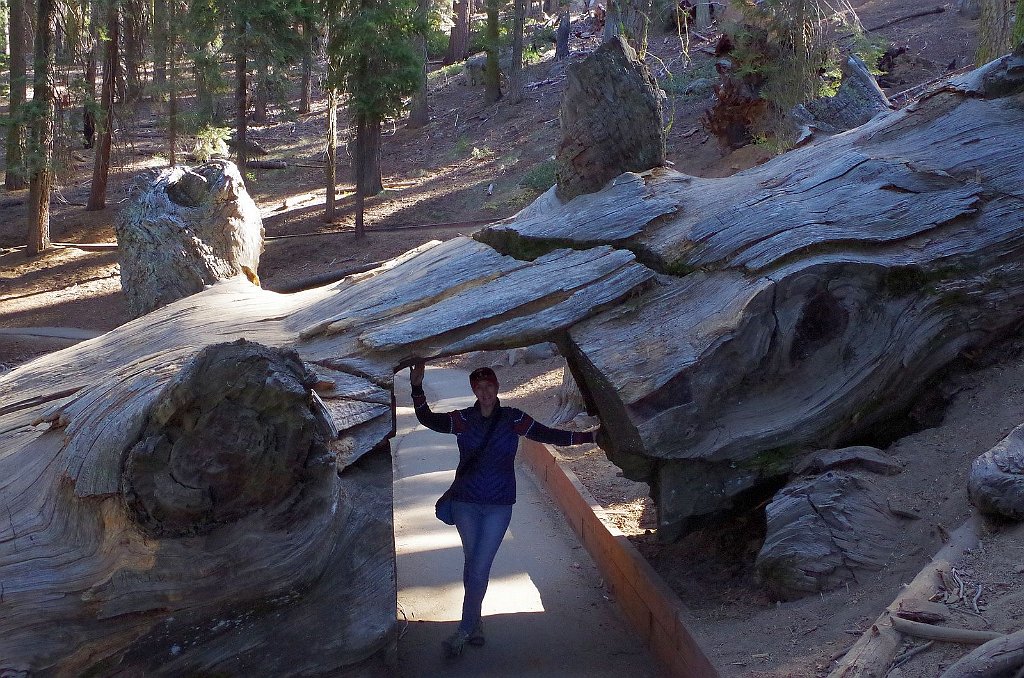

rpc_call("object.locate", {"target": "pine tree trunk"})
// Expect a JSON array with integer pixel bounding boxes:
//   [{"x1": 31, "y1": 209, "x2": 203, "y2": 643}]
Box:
[
  {"x1": 152, "y1": 0, "x2": 168, "y2": 101},
  {"x1": 253, "y1": 58, "x2": 268, "y2": 124},
  {"x1": 484, "y1": 0, "x2": 502, "y2": 103},
  {"x1": 508, "y1": 0, "x2": 526, "y2": 103},
  {"x1": 27, "y1": 0, "x2": 57, "y2": 255},
  {"x1": 83, "y1": 0, "x2": 98, "y2": 150},
  {"x1": 604, "y1": 1, "x2": 620, "y2": 42},
  {"x1": 445, "y1": 0, "x2": 469, "y2": 65},
  {"x1": 122, "y1": 0, "x2": 145, "y2": 102},
  {"x1": 325, "y1": 88, "x2": 337, "y2": 222},
  {"x1": 977, "y1": 0, "x2": 1012, "y2": 64},
  {"x1": 86, "y1": 0, "x2": 117, "y2": 211},
  {"x1": 6, "y1": 0, "x2": 29, "y2": 189},
  {"x1": 300, "y1": 19, "x2": 313, "y2": 115},
  {"x1": 406, "y1": 0, "x2": 430, "y2": 127},
  {"x1": 235, "y1": 20, "x2": 248, "y2": 170},
  {"x1": 555, "y1": 9, "x2": 569, "y2": 59}
]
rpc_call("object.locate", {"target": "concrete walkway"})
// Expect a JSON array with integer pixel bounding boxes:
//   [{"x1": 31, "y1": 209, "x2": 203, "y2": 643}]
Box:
[{"x1": 393, "y1": 366, "x2": 660, "y2": 677}]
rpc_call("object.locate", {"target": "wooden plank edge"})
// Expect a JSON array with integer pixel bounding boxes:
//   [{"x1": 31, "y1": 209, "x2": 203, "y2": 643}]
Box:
[{"x1": 519, "y1": 438, "x2": 719, "y2": 678}]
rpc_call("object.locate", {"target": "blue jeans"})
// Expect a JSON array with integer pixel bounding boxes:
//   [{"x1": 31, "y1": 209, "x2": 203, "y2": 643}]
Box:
[{"x1": 451, "y1": 500, "x2": 513, "y2": 634}]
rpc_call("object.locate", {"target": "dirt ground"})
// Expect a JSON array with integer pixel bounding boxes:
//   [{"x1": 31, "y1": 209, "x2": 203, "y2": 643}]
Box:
[{"x1": 2, "y1": 1, "x2": 1022, "y2": 676}]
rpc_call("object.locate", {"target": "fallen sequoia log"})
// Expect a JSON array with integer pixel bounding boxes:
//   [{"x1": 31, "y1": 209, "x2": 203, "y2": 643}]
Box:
[
  {"x1": 479, "y1": 45, "x2": 1024, "y2": 539},
  {"x1": 3, "y1": 48, "x2": 1024, "y2": 670}
]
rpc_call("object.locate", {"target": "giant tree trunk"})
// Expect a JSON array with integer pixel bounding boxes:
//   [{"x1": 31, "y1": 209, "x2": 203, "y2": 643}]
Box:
[
  {"x1": 121, "y1": 0, "x2": 146, "y2": 102},
  {"x1": 299, "y1": 18, "x2": 313, "y2": 115},
  {"x1": 353, "y1": 111, "x2": 384, "y2": 236},
  {"x1": 87, "y1": 0, "x2": 117, "y2": 212},
  {"x1": 507, "y1": 0, "x2": 526, "y2": 103},
  {"x1": 3, "y1": 50, "x2": 1024, "y2": 667},
  {"x1": 483, "y1": 0, "x2": 502, "y2": 103},
  {"x1": 445, "y1": 0, "x2": 470, "y2": 65},
  {"x1": 234, "y1": 20, "x2": 248, "y2": 170},
  {"x1": 406, "y1": 0, "x2": 430, "y2": 127},
  {"x1": 26, "y1": 0, "x2": 57, "y2": 255},
  {"x1": 152, "y1": 0, "x2": 168, "y2": 100},
  {"x1": 6, "y1": 0, "x2": 29, "y2": 189}
]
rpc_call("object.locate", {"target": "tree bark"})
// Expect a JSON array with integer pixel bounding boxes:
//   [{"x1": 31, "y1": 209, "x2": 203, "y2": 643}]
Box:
[
  {"x1": 695, "y1": 0, "x2": 711, "y2": 28},
  {"x1": 445, "y1": 0, "x2": 469, "y2": 65},
  {"x1": 5, "y1": 0, "x2": 29, "y2": 189},
  {"x1": 121, "y1": 0, "x2": 145, "y2": 102},
  {"x1": 26, "y1": 0, "x2": 57, "y2": 254},
  {"x1": 555, "y1": 9, "x2": 570, "y2": 59},
  {"x1": 508, "y1": 0, "x2": 526, "y2": 102},
  {"x1": 484, "y1": 0, "x2": 502, "y2": 103},
  {"x1": 300, "y1": 18, "x2": 313, "y2": 115},
  {"x1": 87, "y1": 0, "x2": 117, "y2": 211},
  {"x1": 114, "y1": 159, "x2": 264, "y2": 317},
  {"x1": 353, "y1": 111, "x2": 384, "y2": 236},
  {"x1": 152, "y1": 0, "x2": 168, "y2": 100},
  {"x1": 325, "y1": 87, "x2": 338, "y2": 222},
  {"x1": 234, "y1": 19, "x2": 248, "y2": 170},
  {"x1": 168, "y1": 0, "x2": 178, "y2": 166},
  {"x1": 253, "y1": 58, "x2": 269, "y2": 124},
  {"x1": 406, "y1": 0, "x2": 430, "y2": 127}
]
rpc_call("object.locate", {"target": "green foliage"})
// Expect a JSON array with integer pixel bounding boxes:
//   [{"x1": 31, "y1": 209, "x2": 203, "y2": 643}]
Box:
[
  {"x1": 426, "y1": 4, "x2": 451, "y2": 58},
  {"x1": 717, "y1": 0, "x2": 861, "y2": 143},
  {"x1": 193, "y1": 125, "x2": 231, "y2": 161},
  {"x1": 324, "y1": 0, "x2": 426, "y2": 120},
  {"x1": 519, "y1": 159, "x2": 556, "y2": 192},
  {"x1": 1015, "y1": 1, "x2": 1024, "y2": 50}
]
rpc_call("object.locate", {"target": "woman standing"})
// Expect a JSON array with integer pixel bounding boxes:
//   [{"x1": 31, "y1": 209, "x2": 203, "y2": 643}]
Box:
[{"x1": 409, "y1": 362, "x2": 599, "y2": 658}]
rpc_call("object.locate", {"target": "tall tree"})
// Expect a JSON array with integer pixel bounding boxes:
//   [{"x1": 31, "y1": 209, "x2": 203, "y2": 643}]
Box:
[
  {"x1": 152, "y1": 0, "x2": 169, "y2": 99},
  {"x1": 121, "y1": 0, "x2": 147, "y2": 101},
  {"x1": 406, "y1": 0, "x2": 429, "y2": 127},
  {"x1": 444, "y1": 0, "x2": 469, "y2": 64},
  {"x1": 26, "y1": 0, "x2": 58, "y2": 254},
  {"x1": 507, "y1": 0, "x2": 526, "y2": 103},
  {"x1": 300, "y1": 17, "x2": 314, "y2": 114},
  {"x1": 483, "y1": 0, "x2": 501, "y2": 103},
  {"x1": 234, "y1": 14, "x2": 248, "y2": 169},
  {"x1": 87, "y1": 0, "x2": 118, "y2": 210},
  {"x1": 6, "y1": 0, "x2": 29, "y2": 189},
  {"x1": 326, "y1": 0, "x2": 424, "y2": 236},
  {"x1": 325, "y1": 86, "x2": 338, "y2": 222}
]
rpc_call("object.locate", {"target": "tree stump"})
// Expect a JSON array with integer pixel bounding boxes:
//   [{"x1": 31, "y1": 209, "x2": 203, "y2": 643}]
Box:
[
  {"x1": 555, "y1": 35, "x2": 665, "y2": 201},
  {"x1": 115, "y1": 159, "x2": 264, "y2": 318},
  {"x1": 803, "y1": 55, "x2": 892, "y2": 132}
]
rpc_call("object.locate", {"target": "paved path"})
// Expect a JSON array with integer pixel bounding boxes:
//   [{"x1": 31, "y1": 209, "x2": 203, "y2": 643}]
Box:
[{"x1": 392, "y1": 366, "x2": 659, "y2": 677}]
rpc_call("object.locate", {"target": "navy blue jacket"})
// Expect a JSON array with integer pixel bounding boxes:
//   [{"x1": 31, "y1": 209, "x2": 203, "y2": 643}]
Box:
[{"x1": 412, "y1": 384, "x2": 593, "y2": 505}]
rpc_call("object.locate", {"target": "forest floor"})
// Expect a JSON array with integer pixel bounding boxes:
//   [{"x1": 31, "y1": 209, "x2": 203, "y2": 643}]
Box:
[{"x1": 2, "y1": 1, "x2": 1023, "y2": 676}]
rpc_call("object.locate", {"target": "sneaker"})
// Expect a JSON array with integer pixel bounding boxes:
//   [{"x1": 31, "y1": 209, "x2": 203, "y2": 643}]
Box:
[
  {"x1": 442, "y1": 629, "x2": 469, "y2": 658},
  {"x1": 468, "y1": 622, "x2": 485, "y2": 647}
]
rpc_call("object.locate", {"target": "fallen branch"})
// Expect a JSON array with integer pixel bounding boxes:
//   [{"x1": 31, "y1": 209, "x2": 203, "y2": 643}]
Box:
[
  {"x1": 829, "y1": 514, "x2": 982, "y2": 677},
  {"x1": 891, "y1": 640, "x2": 934, "y2": 669},
  {"x1": 863, "y1": 7, "x2": 944, "y2": 33},
  {"x1": 891, "y1": 617, "x2": 1003, "y2": 645},
  {"x1": 245, "y1": 159, "x2": 288, "y2": 170}
]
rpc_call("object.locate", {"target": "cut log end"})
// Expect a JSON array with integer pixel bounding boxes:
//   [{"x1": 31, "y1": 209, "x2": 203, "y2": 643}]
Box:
[{"x1": 122, "y1": 340, "x2": 334, "y2": 537}]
